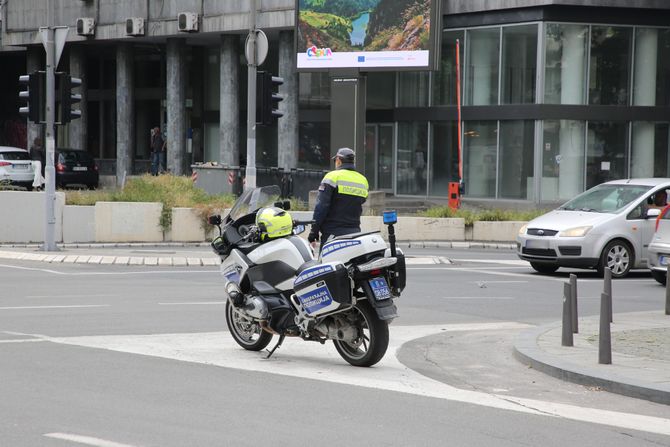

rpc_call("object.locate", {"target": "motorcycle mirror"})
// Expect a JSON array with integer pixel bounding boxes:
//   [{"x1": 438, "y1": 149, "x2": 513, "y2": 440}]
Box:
[
  {"x1": 208, "y1": 215, "x2": 222, "y2": 226},
  {"x1": 283, "y1": 200, "x2": 291, "y2": 211}
]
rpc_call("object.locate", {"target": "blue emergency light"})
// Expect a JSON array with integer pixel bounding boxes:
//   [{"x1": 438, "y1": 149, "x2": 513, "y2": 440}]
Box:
[{"x1": 383, "y1": 210, "x2": 397, "y2": 225}]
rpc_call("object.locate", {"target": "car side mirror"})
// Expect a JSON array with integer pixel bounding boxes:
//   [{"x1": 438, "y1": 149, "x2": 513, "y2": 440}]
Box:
[
  {"x1": 208, "y1": 215, "x2": 222, "y2": 226},
  {"x1": 646, "y1": 208, "x2": 661, "y2": 219}
]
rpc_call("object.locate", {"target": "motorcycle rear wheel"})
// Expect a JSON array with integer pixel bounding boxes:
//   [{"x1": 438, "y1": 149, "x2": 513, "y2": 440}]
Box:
[
  {"x1": 333, "y1": 300, "x2": 389, "y2": 367},
  {"x1": 225, "y1": 300, "x2": 273, "y2": 351}
]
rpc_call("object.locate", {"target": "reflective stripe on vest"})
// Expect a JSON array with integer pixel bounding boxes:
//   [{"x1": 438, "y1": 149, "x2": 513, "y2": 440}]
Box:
[{"x1": 324, "y1": 169, "x2": 369, "y2": 198}]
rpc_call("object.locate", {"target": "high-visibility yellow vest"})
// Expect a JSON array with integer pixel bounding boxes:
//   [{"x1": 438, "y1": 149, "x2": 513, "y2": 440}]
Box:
[{"x1": 322, "y1": 169, "x2": 369, "y2": 198}]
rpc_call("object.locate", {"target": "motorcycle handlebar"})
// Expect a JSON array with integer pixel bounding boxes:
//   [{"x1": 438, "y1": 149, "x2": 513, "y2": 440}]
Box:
[{"x1": 293, "y1": 220, "x2": 315, "y2": 227}]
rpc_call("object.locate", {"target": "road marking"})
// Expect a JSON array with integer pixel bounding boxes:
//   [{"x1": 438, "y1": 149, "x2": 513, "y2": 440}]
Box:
[
  {"x1": 0, "y1": 305, "x2": 109, "y2": 310},
  {"x1": 158, "y1": 301, "x2": 225, "y2": 306},
  {"x1": 0, "y1": 264, "x2": 215, "y2": 276},
  {"x1": 0, "y1": 338, "x2": 44, "y2": 344},
  {"x1": 44, "y1": 433, "x2": 138, "y2": 447},
  {"x1": 26, "y1": 294, "x2": 119, "y2": 298},
  {"x1": 452, "y1": 259, "x2": 530, "y2": 266},
  {"x1": 469, "y1": 280, "x2": 528, "y2": 284},
  {"x1": 441, "y1": 297, "x2": 516, "y2": 300},
  {"x1": 43, "y1": 323, "x2": 670, "y2": 437}
]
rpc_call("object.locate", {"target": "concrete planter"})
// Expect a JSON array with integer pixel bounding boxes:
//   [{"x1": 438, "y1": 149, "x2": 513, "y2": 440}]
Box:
[
  {"x1": 63, "y1": 205, "x2": 96, "y2": 243},
  {"x1": 95, "y1": 202, "x2": 163, "y2": 242},
  {"x1": 0, "y1": 191, "x2": 65, "y2": 243},
  {"x1": 472, "y1": 221, "x2": 526, "y2": 242}
]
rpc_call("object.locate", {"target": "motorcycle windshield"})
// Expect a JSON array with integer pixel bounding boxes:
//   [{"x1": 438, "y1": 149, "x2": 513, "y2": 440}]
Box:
[{"x1": 228, "y1": 185, "x2": 282, "y2": 222}]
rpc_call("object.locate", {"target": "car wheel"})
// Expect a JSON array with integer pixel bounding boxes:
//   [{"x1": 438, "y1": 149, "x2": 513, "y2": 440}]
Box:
[
  {"x1": 598, "y1": 240, "x2": 633, "y2": 278},
  {"x1": 651, "y1": 270, "x2": 667, "y2": 286},
  {"x1": 530, "y1": 262, "x2": 559, "y2": 274}
]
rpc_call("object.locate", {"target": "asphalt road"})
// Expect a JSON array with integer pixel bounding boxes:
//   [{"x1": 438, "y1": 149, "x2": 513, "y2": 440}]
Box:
[{"x1": 0, "y1": 248, "x2": 668, "y2": 446}]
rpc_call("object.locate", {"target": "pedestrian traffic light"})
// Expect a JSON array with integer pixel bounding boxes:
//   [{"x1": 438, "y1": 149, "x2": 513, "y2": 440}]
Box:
[
  {"x1": 58, "y1": 73, "x2": 82, "y2": 124},
  {"x1": 256, "y1": 71, "x2": 284, "y2": 126},
  {"x1": 18, "y1": 71, "x2": 45, "y2": 123}
]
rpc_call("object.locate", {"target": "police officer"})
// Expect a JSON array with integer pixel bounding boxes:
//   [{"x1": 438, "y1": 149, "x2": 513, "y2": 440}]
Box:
[{"x1": 308, "y1": 147, "x2": 369, "y2": 251}]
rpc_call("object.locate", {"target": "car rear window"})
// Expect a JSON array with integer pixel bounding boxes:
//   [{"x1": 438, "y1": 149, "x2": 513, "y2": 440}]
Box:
[
  {"x1": 58, "y1": 151, "x2": 95, "y2": 163},
  {"x1": 0, "y1": 151, "x2": 30, "y2": 161}
]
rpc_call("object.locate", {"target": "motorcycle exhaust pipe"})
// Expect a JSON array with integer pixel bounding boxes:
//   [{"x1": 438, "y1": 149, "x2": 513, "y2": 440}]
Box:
[{"x1": 315, "y1": 321, "x2": 358, "y2": 342}]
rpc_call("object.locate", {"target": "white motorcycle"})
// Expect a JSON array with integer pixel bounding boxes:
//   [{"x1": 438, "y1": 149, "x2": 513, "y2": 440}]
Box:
[{"x1": 209, "y1": 185, "x2": 406, "y2": 367}]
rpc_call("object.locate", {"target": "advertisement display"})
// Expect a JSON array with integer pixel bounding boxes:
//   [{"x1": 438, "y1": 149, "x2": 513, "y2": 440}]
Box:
[{"x1": 296, "y1": 0, "x2": 438, "y2": 70}]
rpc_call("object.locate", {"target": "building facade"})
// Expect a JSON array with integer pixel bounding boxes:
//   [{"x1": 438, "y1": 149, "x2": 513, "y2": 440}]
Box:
[{"x1": 2, "y1": 0, "x2": 670, "y2": 203}]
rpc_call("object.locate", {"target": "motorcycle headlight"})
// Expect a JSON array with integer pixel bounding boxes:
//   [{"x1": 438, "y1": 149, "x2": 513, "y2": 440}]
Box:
[
  {"x1": 518, "y1": 224, "x2": 528, "y2": 236},
  {"x1": 559, "y1": 226, "x2": 592, "y2": 237}
]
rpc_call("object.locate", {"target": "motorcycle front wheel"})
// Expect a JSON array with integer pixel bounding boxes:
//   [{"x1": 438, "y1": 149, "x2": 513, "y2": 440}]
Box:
[
  {"x1": 333, "y1": 300, "x2": 389, "y2": 367},
  {"x1": 225, "y1": 300, "x2": 273, "y2": 351}
]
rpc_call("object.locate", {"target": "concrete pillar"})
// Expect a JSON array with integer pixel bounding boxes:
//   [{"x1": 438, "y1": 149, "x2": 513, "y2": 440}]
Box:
[
  {"x1": 68, "y1": 46, "x2": 87, "y2": 151},
  {"x1": 220, "y1": 35, "x2": 239, "y2": 167},
  {"x1": 278, "y1": 30, "x2": 299, "y2": 170},
  {"x1": 26, "y1": 46, "x2": 43, "y2": 150},
  {"x1": 167, "y1": 38, "x2": 187, "y2": 175},
  {"x1": 558, "y1": 26, "x2": 586, "y2": 200},
  {"x1": 116, "y1": 44, "x2": 134, "y2": 187}
]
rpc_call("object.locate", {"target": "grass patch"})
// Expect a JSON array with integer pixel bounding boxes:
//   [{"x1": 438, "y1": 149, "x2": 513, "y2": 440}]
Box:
[
  {"x1": 420, "y1": 206, "x2": 550, "y2": 226},
  {"x1": 65, "y1": 174, "x2": 236, "y2": 232}
]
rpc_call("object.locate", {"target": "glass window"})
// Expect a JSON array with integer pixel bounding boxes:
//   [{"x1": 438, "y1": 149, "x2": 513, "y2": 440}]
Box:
[
  {"x1": 430, "y1": 122, "x2": 459, "y2": 197},
  {"x1": 434, "y1": 30, "x2": 464, "y2": 106},
  {"x1": 205, "y1": 49, "x2": 220, "y2": 111},
  {"x1": 466, "y1": 28, "x2": 500, "y2": 105},
  {"x1": 398, "y1": 72, "x2": 429, "y2": 107},
  {"x1": 397, "y1": 122, "x2": 428, "y2": 195},
  {"x1": 299, "y1": 72, "x2": 331, "y2": 109},
  {"x1": 298, "y1": 122, "x2": 330, "y2": 169},
  {"x1": 499, "y1": 120, "x2": 535, "y2": 199},
  {"x1": 586, "y1": 121, "x2": 628, "y2": 189},
  {"x1": 464, "y1": 121, "x2": 497, "y2": 198},
  {"x1": 544, "y1": 24, "x2": 588, "y2": 104},
  {"x1": 367, "y1": 72, "x2": 395, "y2": 109},
  {"x1": 542, "y1": 120, "x2": 586, "y2": 202},
  {"x1": 589, "y1": 26, "x2": 632, "y2": 105},
  {"x1": 631, "y1": 122, "x2": 670, "y2": 177},
  {"x1": 560, "y1": 183, "x2": 651, "y2": 214},
  {"x1": 502, "y1": 25, "x2": 538, "y2": 104},
  {"x1": 633, "y1": 28, "x2": 670, "y2": 106}
]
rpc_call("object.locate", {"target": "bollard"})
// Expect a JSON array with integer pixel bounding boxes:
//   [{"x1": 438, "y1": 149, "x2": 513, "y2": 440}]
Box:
[
  {"x1": 666, "y1": 265, "x2": 670, "y2": 316},
  {"x1": 570, "y1": 274, "x2": 578, "y2": 333},
  {"x1": 604, "y1": 267, "x2": 613, "y2": 323},
  {"x1": 599, "y1": 292, "x2": 612, "y2": 364},
  {"x1": 561, "y1": 282, "x2": 573, "y2": 347}
]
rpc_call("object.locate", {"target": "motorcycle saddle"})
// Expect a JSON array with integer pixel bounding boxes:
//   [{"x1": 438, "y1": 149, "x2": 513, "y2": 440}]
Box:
[{"x1": 297, "y1": 259, "x2": 319, "y2": 274}]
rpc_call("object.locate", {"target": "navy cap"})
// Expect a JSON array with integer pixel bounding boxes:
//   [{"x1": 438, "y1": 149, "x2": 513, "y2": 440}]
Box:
[{"x1": 332, "y1": 147, "x2": 355, "y2": 162}]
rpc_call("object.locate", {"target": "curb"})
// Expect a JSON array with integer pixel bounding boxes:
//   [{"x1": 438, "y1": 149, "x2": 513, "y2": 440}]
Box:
[{"x1": 513, "y1": 321, "x2": 670, "y2": 406}]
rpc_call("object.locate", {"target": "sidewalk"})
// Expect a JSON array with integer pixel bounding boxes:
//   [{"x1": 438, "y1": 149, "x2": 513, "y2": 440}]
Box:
[{"x1": 514, "y1": 311, "x2": 670, "y2": 405}]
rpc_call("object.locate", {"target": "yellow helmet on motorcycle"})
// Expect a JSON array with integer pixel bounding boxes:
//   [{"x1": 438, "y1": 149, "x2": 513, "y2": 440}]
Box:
[{"x1": 256, "y1": 207, "x2": 293, "y2": 241}]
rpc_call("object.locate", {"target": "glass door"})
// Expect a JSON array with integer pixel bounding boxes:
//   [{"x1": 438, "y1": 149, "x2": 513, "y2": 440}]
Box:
[{"x1": 364, "y1": 123, "x2": 394, "y2": 191}]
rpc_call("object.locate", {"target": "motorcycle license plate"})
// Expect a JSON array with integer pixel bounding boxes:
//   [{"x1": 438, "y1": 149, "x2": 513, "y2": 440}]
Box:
[{"x1": 369, "y1": 277, "x2": 391, "y2": 301}]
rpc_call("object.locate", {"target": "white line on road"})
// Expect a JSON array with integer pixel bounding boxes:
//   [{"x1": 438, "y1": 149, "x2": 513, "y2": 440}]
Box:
[
  {"x1": 44, "y1": 433, "x2": 139, "y2": 447},
  {"x1": 0, "y1": 305, "x2": 110, "y2": 310},
  {"x1": 158, "y1": 301, "x2": 225, "y2": 306},
  {"x1": 26, "y1": 294, "x2": 119, "y2": 298},
  {"x1": 44, "y1": 323, "x2": 670, "y2": 437},
  {"x1": 0, "y1": 264, "x2": 214, "y2": 276},
  {"x1": 441, "y1": 297, "x2": 516, "y2": 300},
  {"x1": 469, "y1": 280, "x2": 528, "y2": 284}
]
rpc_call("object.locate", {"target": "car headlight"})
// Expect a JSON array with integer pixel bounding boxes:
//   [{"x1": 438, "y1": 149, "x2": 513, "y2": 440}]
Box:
[
  {"x1": 559, "y1": 226, "x2": 592, "y2": 237},
  {"x1": 518, "y1": 224, "x2": 528, "y2": 236}
]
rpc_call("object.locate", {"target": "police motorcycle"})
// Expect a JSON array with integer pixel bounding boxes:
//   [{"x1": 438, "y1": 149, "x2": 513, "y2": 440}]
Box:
[{"x1": 208, "y1": 185, "x2": 406, "y2": 367}]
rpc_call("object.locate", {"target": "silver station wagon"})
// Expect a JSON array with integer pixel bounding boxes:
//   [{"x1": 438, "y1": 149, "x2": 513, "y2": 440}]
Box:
[{"x1": 517, "y1": 179, "x2": 670, "y2": 278}]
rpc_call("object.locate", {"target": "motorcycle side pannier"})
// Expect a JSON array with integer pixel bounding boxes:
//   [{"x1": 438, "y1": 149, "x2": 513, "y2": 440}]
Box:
[{"x1": 293, "y1": 261, "x2": 352, "y2": 317}]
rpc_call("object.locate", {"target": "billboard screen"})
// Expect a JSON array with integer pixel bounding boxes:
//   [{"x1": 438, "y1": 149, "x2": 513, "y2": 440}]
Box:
[{"x1": 296, "y1": 0, "x2": 438, "y2": 70}]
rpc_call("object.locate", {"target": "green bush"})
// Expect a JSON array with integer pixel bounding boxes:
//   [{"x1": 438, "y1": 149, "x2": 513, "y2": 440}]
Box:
[{"x1": 420, "y1": 206, "x2": 549, "y2": 226}]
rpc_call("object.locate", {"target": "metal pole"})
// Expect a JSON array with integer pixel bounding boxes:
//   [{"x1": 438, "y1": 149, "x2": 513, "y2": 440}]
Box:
[
  {"x1": 245, "y1": 0, "x2": 257, "y2": 190},
  {"x1": 599, "y1": 292, "x2": 612, "y2": 364},
  {"x1": 43, "y1": 0, "x2": 57, "y2": 251},
  {"x1": 604, "y1": 267, "x2": 613, "y2": 323},
  {"x1": 561, "y1": 282, "x2": 573, "y2": 347},
  {"x1": 665, "y1": 265, "x2": 670, "y2": 316},
  {"x1": 569, "y1": 273, "x2": 578, "y2": 333}
]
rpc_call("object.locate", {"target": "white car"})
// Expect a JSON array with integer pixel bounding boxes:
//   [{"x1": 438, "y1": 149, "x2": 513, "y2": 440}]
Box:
[
  {"x1": 0, "y1": 146, "x2": 34, "y2": 189},
  {"x1": 517, "y1": 178, "x2": 670, "y2": 278},
  {"x1": 648, "y1": 206, "x2": 670, "y2": 285}
]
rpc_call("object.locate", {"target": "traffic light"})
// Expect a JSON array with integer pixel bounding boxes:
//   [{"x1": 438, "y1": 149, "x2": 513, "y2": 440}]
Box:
[
  {"x1": 18, "y1": 71, "x2": 45, "y2": 123},
  {"x1": 58, "y1": 73, "x2": 82, "y2": 124},
  {"x1": 256, "y1": 71, "x2": 284, "y2": 126}
]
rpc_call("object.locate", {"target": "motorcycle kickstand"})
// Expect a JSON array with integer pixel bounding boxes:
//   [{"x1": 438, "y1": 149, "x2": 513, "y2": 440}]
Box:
[{"x1": 265, "y1": 334, "x2": 285, "y2": 359}]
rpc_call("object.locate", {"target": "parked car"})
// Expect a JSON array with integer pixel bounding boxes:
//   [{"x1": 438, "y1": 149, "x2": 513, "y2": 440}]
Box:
[
  {"x1": 647, "y1": 204, "x2": 670, "y2": 285},
  {"x1": 0, "y1": 146, "x2": 34, "y2": 189},
  {"x1": 517, "y1": 178, "x2": 670, "y2": 278},
  {"x1": 56, "y1": 148, "x2": 99, "y2": 189}
]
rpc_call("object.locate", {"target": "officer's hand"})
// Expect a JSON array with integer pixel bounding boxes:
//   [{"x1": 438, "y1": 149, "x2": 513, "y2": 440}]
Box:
[{"x1": 308, "y1": 231, "x2": 319, "y2": 243}]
